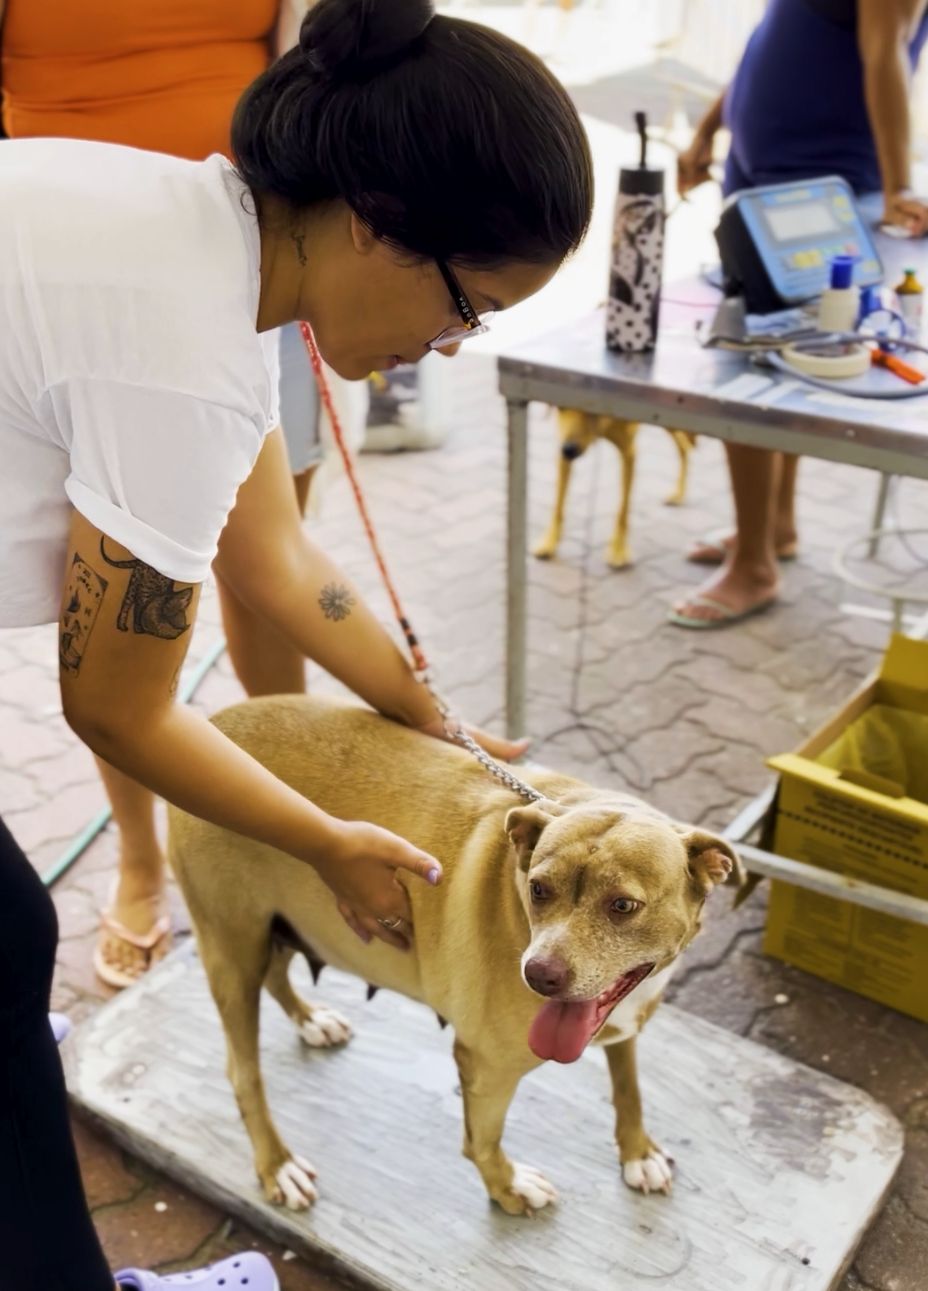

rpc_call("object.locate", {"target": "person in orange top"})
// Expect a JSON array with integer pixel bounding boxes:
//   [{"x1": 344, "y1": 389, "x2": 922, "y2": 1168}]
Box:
[{"x1": 0, "y1": 0, "x2": 356, "y2": 987}]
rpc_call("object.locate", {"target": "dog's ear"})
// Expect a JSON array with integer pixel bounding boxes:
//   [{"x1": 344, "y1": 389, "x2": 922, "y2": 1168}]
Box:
[
  {"x1": 677, "y1": 829, "x2": 746, "y2": 895},
  {"x1": 505, "y1": 800, "x2": 566, "y2": 872}
]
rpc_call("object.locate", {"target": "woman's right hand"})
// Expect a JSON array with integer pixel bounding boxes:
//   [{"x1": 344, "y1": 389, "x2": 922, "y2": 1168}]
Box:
[
  {"x1": 677, "y1": 133, "x2": 715, "y2": 195},
  {"x1": 317, "y1": 820, "x2": 442, "y2": 950}
]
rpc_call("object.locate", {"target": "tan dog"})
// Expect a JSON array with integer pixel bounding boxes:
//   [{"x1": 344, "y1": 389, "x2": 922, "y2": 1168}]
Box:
[
  {"x1": 534, "y1": 409, "x2": 696, "y2": 569},
  {"x1": 168, "y1": 695, "x2": 743, "y2": 1216}
]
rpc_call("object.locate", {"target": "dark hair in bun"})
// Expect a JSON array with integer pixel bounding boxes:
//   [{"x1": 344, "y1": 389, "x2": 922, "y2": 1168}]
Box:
[
  {"x1": 232, "y1": 0, "x2": 592, "y2": 268},
  {"x1": 300, "y1": 0, "x2": 434, "y2": 82}
]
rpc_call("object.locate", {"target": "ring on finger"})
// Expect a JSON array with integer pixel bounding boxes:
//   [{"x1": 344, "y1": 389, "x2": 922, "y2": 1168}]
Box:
[{"x1": 377, "y1": 916, "x2": 405, "y2": 931}]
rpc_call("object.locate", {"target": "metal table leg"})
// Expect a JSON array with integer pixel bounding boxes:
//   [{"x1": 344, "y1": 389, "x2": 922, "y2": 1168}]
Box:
[
  {"x1": 506, "y1": 399, "x2": 529, "y2": 738},
  {"x1": 867, "y1": 472, "x2": 894, "y2": 558}
]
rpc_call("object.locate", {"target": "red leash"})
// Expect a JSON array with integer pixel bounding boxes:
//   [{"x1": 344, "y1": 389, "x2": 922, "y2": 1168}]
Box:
[{"x1": 298, "y1": 321, "x2": 543, "y2": 804}]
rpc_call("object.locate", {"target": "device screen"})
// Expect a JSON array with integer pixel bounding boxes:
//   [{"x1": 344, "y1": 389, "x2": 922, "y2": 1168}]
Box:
[{"x1": 764, "y1": 202, "x2": 840, "y2": 243}]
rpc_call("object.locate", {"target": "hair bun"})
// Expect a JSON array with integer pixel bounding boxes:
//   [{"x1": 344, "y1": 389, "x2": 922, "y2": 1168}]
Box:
[{"x1": 300, "y1": 0, "x2": 435, "y2": 81}]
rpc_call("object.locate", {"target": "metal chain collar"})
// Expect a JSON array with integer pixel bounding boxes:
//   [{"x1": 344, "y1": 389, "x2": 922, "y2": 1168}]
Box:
[{"x1": 417, "y1": 670, "x2": 545, "y2": 804}]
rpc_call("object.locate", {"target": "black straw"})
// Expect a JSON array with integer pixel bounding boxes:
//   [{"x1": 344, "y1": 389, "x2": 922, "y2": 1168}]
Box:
[{"x1": 635, "y1": 111, "x2": 648, "y2": 168}]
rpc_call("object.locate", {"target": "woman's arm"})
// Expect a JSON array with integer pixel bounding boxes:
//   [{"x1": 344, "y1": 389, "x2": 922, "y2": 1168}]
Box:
[
  {"x1": 215, "y1": 429, "x2": 438, "y2": 727},
  {"x1": 214, "y1": 428, "x2": 527, "y2": 756},
  {"x1": 677, "y1": 89, "x2": 727, "y2": 194},
  {"x1": 59, "y1": 507, "x2": 440, "y2": 948},
  {"x1": 858, "y1": 0, "x2": 928, "y2": 233}
]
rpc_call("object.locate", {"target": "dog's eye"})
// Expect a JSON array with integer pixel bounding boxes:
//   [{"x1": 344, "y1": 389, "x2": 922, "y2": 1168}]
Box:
[
  {"x1": 529, "y1": 880, "x2": 550, "y2": 903},
  {"x1": 611, "y1": 897, "x2": 641, "y2": 915}
]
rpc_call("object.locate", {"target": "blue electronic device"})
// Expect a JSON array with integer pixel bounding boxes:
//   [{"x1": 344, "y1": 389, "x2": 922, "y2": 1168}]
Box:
[{"x1": 715, "y1": 176, "x2": 883, "y2": 313}]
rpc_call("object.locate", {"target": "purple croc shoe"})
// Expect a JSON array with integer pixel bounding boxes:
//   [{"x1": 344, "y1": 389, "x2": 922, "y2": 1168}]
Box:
[
  {"x1": 115, "y1": 1252, "x2": 279, "y2": 1291},
  {"x1": 49, "y1": 1012, "x2": 72, "y2": 1045}
]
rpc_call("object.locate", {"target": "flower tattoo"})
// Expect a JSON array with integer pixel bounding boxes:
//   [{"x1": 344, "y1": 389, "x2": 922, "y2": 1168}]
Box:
[{"x1": 318, "y1": 582, "x2": 356, "y2": 622}]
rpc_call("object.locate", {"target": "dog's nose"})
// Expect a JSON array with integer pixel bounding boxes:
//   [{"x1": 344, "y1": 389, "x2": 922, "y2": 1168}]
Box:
[
  {"x1": 561, "y1": 443, "x2": 583, "y2": 461},
  {"x1": 524, "y1": 956, "x2": 570, "y2": 997}
]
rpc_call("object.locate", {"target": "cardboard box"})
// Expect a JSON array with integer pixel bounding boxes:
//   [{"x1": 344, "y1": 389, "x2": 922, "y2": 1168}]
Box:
[{"x1": 765, "y1": 634, "x2": 928, "y2": 1022}]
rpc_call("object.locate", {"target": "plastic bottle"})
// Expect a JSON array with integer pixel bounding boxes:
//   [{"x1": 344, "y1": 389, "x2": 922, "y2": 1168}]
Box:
[
  {"x1": 894, "y1": 267, "x2": 924, "y2": 338},
  {"x1": 817, "y1": 255, "x2": 860, "y2": 333}
]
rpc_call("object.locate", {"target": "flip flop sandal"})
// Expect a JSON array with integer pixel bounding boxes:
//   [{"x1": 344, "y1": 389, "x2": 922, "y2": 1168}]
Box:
[
  {"x1": 93, "y1": 887, "x2": 172, "y2": 990},
  {"x1": 116, "y1": 1252, "x2": 279, "y2": 1290},
  {"x1": 49, "y1": 1012, "x2": 71, "y2": 1045},
  {"x1": 667, "y1": 592, "x2": 778, "y2": 630},
  {"x1": 686, "y1": 528, "x2": 798, "y2": 566}
]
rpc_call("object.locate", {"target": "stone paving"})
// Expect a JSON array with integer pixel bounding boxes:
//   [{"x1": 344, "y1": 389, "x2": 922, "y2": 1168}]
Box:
[{"x1": 2, "y1": 347, "x2": 927, "y2": 1288}]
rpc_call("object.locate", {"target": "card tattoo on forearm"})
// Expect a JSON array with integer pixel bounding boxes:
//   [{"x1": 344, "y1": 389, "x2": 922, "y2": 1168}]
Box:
[
  {"x1": 60, "y1": 554, "x2": 108, "y2": 674},
  {"x1": 318, "y1": 582, "x2": 355, "y2": 622}
]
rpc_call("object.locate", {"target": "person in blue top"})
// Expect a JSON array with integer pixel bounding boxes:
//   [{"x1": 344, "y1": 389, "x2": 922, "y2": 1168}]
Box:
[{"x1": 671, "y1": 0, "x2": 928, "y2": 627}]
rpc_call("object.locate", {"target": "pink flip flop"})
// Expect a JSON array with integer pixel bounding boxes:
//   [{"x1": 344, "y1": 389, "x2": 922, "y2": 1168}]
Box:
[
  {"x1": 93, "y1": 906, "x2": 172, "y2": 990},
  {"x1": 116, "y1": 1251, "x2": 279, "y2": 1290}
]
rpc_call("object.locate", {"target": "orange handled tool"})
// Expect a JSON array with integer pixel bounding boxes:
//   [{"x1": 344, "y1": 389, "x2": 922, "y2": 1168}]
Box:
[{"x1": 872, "y1": 347, "x2": 926, "y2": 385}]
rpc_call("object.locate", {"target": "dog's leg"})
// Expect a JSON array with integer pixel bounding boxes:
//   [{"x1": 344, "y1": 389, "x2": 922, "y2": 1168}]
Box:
[
  {"x1": 202, "y1": 931, "x2": 319, "y2": 1210},
  {"x1": 453, "y1": 1039, "x2": 556, "y2": 1216},
  {"x1": 665, "y1": 430, "x2": 693, "y2": 506},
  {"x1": 607, "y1": 431, "x2": 637, "y2": 568},
  {"x1": 263, "y1": 944, "x2": 353, "y2": 1049},
  {"x1": 604, "y1": 1036, "x2": 673, "y2": 1195},
  {"x1": 533, "y1": 451, "x2": 574, "y2": 561}
]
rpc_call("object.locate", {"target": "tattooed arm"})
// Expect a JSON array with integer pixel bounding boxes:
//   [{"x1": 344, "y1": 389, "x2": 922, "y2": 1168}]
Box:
[
  {"x1": 214, "y1": 428, "x2": 440, "y2": 729},
  {"x1": 59, "y1": 508, "x2": 441, "y2": 947},
  {"x1": 215, "y1": 429, "x2": 527, "y2": 760}
]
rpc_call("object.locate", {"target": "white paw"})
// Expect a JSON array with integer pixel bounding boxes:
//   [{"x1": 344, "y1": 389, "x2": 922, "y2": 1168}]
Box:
[
  {"x1": 298, "y1": 1005, "x2": 353, "y2": 1048},
  {"x1": 623, "y1": 1150, "x2": 674, "y2": 1195},
  {"x1": 275, "y1": 1155, "x2": 319, "y2": 1210},
  {"x1": 510, "y1": 1163, "x2": 558, "y2": 1211}
]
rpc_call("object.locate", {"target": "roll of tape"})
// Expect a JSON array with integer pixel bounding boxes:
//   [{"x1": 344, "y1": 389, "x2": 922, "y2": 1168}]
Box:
[{"x1": 782, "y1": 340, "x2": 870, "y2": 379}]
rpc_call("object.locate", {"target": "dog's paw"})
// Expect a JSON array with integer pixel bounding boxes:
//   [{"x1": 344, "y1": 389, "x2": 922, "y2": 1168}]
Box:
[
  {"x1": 264, "y1": 1155, "x2": 319, "y2": 1210},
  {"x1": 606, "y1": 543, "x2": 632, "y2": 569},
  {"x1": 533, "y1": 531, "x2": 560, "y2": 561},
  {"x1": 298, "y1": 1005, "x2": 353, "y2": 1048},
  {"x1": 622, "y1": 1149, "x2": 673, "y2": 1195},
  {"x1": 495, "y1": 1164, "x2": 558, "y2": 1216}
]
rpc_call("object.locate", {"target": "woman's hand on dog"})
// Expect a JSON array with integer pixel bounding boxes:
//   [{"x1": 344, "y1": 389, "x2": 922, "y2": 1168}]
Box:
[
  {"x1": 321, "y1": 820, "x2": 442, "y2": 950},
  {"x1": 416, "y1": 715, "x2": 530, "y2": 763}
]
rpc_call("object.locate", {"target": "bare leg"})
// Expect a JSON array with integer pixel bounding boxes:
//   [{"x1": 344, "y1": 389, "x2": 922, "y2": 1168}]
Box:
[
  {"x1": 775, "y1": 452, "x2": 799, "y2": 549},
  {"x1": 93, "y1": 756, "x2": 171, "y2": 984},
  {"x1": 453, "y1": 1038, "x2": 556, "y2": 1215},
  {"x1": 673, "y1": 443, "x2": 781, "y2": 622},
  {"x1": 215, "y1": 466, "x2": 317, "y2": 697},
  {"x1": 605, "y1": 1037, "x2": 673, "y2": 1194},
  {"x1": 687, "y1": 447, "x2": 799, "y2": 564}
]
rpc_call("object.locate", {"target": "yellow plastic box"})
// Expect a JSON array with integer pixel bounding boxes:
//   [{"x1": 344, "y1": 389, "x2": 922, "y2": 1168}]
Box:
[{"x1": 765, "y1": 634, "x2": 928, "y2": 1022}]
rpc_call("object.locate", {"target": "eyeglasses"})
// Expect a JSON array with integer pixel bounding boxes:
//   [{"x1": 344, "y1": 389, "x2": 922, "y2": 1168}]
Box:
[{"x1": 428, "y1": 260, "x2": 494, "y2": 350}]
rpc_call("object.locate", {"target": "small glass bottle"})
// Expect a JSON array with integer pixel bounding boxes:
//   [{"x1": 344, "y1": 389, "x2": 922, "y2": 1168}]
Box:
[{"x1": 894, "y1": 267, "x2": 924, "y2": 338}]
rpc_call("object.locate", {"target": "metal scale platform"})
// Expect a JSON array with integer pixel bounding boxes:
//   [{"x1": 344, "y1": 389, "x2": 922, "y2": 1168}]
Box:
[{"x1": 66, "y1": 945, "x2": 902, "y2": 1291}]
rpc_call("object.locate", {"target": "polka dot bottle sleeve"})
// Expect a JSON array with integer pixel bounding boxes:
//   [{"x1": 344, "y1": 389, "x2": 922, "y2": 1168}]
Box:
[{"x1": 606, "y1": 164, "x2": 665, "y2": 354}]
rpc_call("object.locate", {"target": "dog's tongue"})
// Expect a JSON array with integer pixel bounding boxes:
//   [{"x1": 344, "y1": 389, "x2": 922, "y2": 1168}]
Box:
[{"x1": 529, "y1": 999, "x2": 599, "y2": 1064}]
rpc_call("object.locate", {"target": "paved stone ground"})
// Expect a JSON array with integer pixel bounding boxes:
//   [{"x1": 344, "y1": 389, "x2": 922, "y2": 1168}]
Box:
[{"x1": 2, "y1": 349, "x2": 928, "y2": 1287}]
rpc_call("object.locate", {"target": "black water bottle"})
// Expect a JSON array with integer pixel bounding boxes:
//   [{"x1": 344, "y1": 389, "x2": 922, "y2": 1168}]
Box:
[{"x1": 606, "y1": 113, "x2": 665, "y2": 353}]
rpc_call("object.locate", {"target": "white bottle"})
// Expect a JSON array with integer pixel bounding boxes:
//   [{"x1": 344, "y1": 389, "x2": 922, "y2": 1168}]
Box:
[{"x1": 817, "y1": 255, "x2": 860, "y2": 334}]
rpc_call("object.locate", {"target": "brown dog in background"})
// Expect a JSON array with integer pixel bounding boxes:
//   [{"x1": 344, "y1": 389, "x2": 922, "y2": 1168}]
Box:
[
  {"x1": 168, "y1": 695, "x2": 744, "y2": 1217},
  {"x1": 534, "y1": 409, "x2": 696, "y2": 569}
]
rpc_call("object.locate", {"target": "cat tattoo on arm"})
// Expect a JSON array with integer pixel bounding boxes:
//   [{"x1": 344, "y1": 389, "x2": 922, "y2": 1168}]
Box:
[{"x1": 99, "y1": 539, "x2": 193, "y2": 639}]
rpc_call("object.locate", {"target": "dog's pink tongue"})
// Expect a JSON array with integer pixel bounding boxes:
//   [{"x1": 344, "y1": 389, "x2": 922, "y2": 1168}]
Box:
[{"x1": 529, "y1": 1000, "x2": 599, "y2": 1064}]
